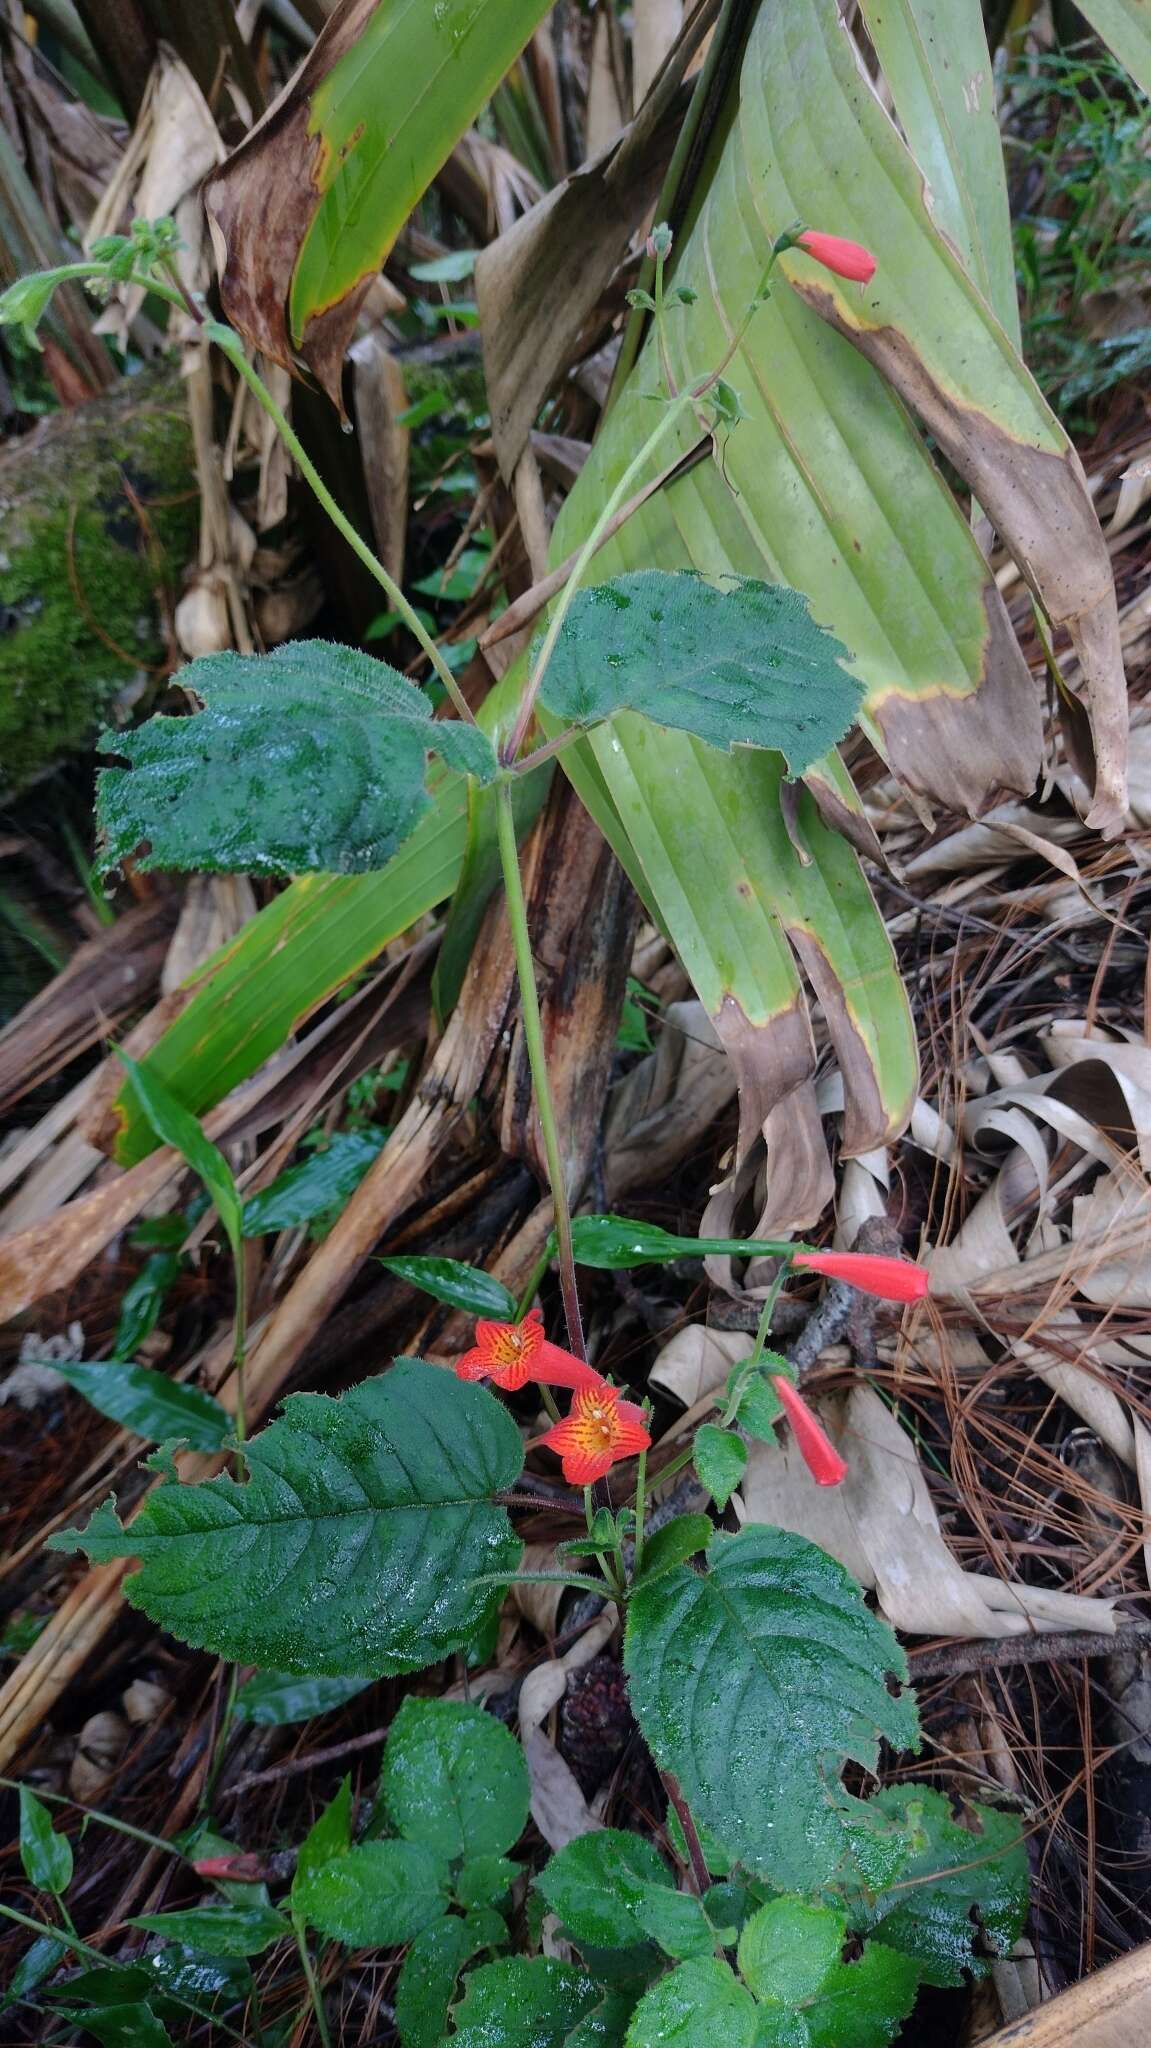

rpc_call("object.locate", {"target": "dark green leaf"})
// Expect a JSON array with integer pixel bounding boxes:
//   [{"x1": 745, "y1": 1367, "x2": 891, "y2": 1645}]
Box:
[
  {"x1": 451, "y1": 1956, "x2": 629, "y2": 2046},
  {"x1": 0, "y1": 263, "x2": 85, "y2": 344},
  {"x1": 2, "y1": 1933, "x2": 66, "y2": 2008},
  {"x1": 567, "y1": 1216, "x2": 792, "y2": 1272},
  {"x1": 733, "y1": 1375, "x2": 786, "y2": 1442},
  {"x1": 129, "y1": 1905, "x2": 290, "y2": 1957},
  {"x1": 693, "y1": 1427, "x2": 747, "y2": 1510},
  {"x1": 96, "y1": 641, "x2": 498, "y2": 879},
  {"x1": 117, "y1": 1052, "x2": 242, "y2": 1261},
  {"x1": 294, "y1": 1778, "x2": 353, "y2": 1895},
  {"x1": 377, "y1": 1255, "x2": 517, "y2": 1319},
  {"x1": 801, "y1": 1945, "x2": 920, "y2": 2048},
  {"x1": 381, "y1": 1697, "x2": 530, "y2": 1860},
  {"x1": 113, "y1": 1250, "x2": 181, "y2": 1357},
  {"x1": 139, "y1": 1946, "x2": 253, "y2": 2009},
  {"x1": 49, "y1": 1361, "x2": 524, "y2": 1677},
  {"x1": 395, "y1": 1913, "x2": 489, "y2": 2048},
  {"x1": 633, "y1": 1516, "x2": 714, "y2": 1584},
  {"x1": 51, "y1": 2003, "x2": 175, "y2": 2048},
  {"x1": 536, "y1": 1830, "x2": 670, "y2": 1949},
  {"x1": 242, "y1": 1129, "x2": 387, "y2": 1236},
  {"x1": 292, "y1": 1839, "x2": 449, "y2": 1947},
  {"x1": 624, "y1": 1527, "x2": 919, "y2": 1891},
  {"x1": 234, "y1": 1670, "x2": 372, "y2": 1725},
  {"x1": 455, "y1": 1853, "x2": 518, "y2": 1908},
  {"x1": 737, "y1": 1898, "x2": 845, "y2": 2005},
  {"x1": 632, "y1": 1888, "x2": 717, "y2": 1961},
  {"x1": 51, "y1": 1362, "x2": 230, "y2": 1451},
  {"x1": 540, "y1": 573, "x2": 863, "y2": 775},
  {"x1": 18, "y1": 1785, "x2": 73, "y2": 1895},
  {"x1": 623, "y1": 1957, "x2": 759, "y2": 2046},
  {"x1": 851, "y1": 1787, "x2": 1028, "y2": 1987}
]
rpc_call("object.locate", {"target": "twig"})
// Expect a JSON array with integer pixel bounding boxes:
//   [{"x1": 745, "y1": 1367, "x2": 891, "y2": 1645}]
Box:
[
  {"x1": 221, "y1": 1723, "x2": 391, "y2": 1803},
  {"x1": 910, "y1": 1622, "x2": 1151, "y2": 1685}
]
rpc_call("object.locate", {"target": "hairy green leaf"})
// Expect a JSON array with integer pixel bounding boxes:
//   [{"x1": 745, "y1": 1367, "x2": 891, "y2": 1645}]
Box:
[
  {"x1": 737, "y1": 1899, "x2": 846, "y2": 2006},
  {"x1": 693, "y1": 1426, "x2": 747, "y2": 1510},
  {"x1": 381, "y1": 1698, "x2": 530, "y2": 1861},
  {"x1": 451, "y1": 1956, "x2": 630, "y2": 2046},
  {"x1": 631, "y1": 1888, "x2": 717, "y2": 1962},
  {"x1": 396, "y1": 1913, "x2": 493, "y2": 2048},
  {"x1": 51, "y1": 1361, "x2": 230, "y2": 1451},
  {"x1": 293, "y1": 1839, "x2": 449, "y2": 1947},
  {"x1": 18, "y1": 1786, "x2": 72, "y2": 1896},
  {"x1": 624, "y1": 1957, "x2": 759, "y2": 2047},
  {"x1": 537, "y1": 1831, "x2": 671, "y2": 1950},
  {"x1": 129, "y1": 1905, "x2": 290, "y2": 1957},
  {"x1": 800, "y1": 1944, "x2": 920, "y2": 2048},
  {"x1": 377, "y1": 1255, "x2": 518, "y2": 1320},
  {"x1": 97, "y1": 642, "x2": 497, "y2": 879},
  {"x1": 541, "y1": 574, "x2": 862, "y2": 776},
  {"x1": 233, "y1": 1671, "x2": 372, "y2": 1726},
  {"x1": 455, "y1": 1854, "x2": 519, "y2": 1909},
  {"x1": 850, "y1": 1787, "x2": 1028, "y2": 1986},
  {"x1": 633, "y1": 1515, "x2": 715, "y2": 1585},
  {"x1": 624, "y1": 1527, "x2": 919, "y2": 1890},
  {"x1": 241, "y1": 1130, "x2": 387, "y2": 1236},
  {"x1": 49, "y1": 1362, "x2": 523, "y2": 1677}
]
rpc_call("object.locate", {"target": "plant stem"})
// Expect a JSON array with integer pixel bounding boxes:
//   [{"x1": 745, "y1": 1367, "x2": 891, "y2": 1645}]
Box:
[
  {"x1": 662, "y1": 1771, "x2": 710, "y2": 1895},
  {"x1": 0, "y1": 1902, "x2": 253, "y2": 2046},
  {"x1": 0, "y1": 1776, "x2": 181, "y2": 1857},
  {"x1": 231, "y1": 1246, "x2": 248, "y2": 1447},
  {"x1": 204, "y1": 319, "x2": 477, "y2": 727},
  {"x1": 495, "y1": 779, "x2": 586, "y2": 1361},
  {"x1": 632, "y1": 1444, "x2": 648, "y2": 1577},
  {"x1": 293, "y1": 1917, "x2": 333, "y2": 2048}
]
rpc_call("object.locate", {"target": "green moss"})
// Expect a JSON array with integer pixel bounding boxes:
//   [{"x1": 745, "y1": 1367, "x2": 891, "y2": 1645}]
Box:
[{"x1": 0, "y1": 363, "x2": 197, "y2": 795}]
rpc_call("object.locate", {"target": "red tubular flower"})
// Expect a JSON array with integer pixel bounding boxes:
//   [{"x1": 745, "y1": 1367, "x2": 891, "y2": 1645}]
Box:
[
  {"x1": 538, "y1": 1383, "x2": 652, "y2": 1486},
  {"x1": 770, "y1": 1375, "x2": 848, "y2": 1488},
  {"x1": 795, "y1": 229, "x2": 877, "y2": 285},
  {"x1": 792, "y1": 1250, "x2": 929, "y2": 1302},
  {"x1": 454, "y1": 1306, "x2": 605, "y2": 1393}
]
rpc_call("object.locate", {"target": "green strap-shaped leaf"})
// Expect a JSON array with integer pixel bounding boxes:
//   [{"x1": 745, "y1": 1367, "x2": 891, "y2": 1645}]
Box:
[
  {"x1": 128, "y1": 1905, "x2": 291, "y2": 1957},
  {"x1": 541, "y1": 573, "x2": 863, "y2": 777},
  {"x1": 49, "y1": 1361, "x2": 523, "y2": 1677},
  {"x1": 856, "y1": 0, "x2": 1018, "y2": 341},
  {"x1": 118, "y1": 1050, "x2": 243, "y2": 1259},
  {"x1": 380, "y1": 1697, "x2": 530, "y2": 1860},
  {"x1": 1076, "y1": 0, "x2": 1151, "y2": 98},
  {"x1": 96, "y1": 641, "x2": 497, "y2": 880},
  {"x1": 624, "y1": 1526, "x2": 919, "y2": 1892}
]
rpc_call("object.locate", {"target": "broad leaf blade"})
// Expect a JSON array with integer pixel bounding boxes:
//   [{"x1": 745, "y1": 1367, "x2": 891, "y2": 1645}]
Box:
[
  {"x1": 49, "y1": 1362, "x2": 524, "y2": 1677},
  {"x1": 396, "y1": 1914, "x2": 492, "y2": 2048},
  {"x1": 536, "y1": 1831, "x2": 670, "y2": 1949},
  {"x1": 381, "y1": 1697, "x2": 530, "y2": 1860},
  {"x1": 852, "y1": 1787, "x2": 1028, "y2": 1987},
  {"x1": 451, "y1": 1956, "x2": 630, "y2": 2047},
  {"x1": 50, "y1": 1361, "x2": 230, "y2": 1451},
  {"x1": 541, "y1": 573, "x2": 863, "y2": 776},
  {"x1": 96, "y1": 642, "x2": 496, "y2": 880},
  {"x1": 624, "y1": 1527, "x2": 918, "y2": 1891},
  {"x1": 128, "y1": 1905, "x2": 290, "y2": 1957},
  {"x1": 293, "y1": 1839, "x2": 449, "y2": 1947},
  {"x1": 623, "y1": 1958, "x2": 758, "y2": 2047},
  {"x1": 1076, "y1": 0, "x2": 1151, "y2": 97}
]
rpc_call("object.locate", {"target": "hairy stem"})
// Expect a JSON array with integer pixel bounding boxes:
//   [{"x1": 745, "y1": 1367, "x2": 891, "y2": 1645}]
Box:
[
  {"x1": 293, "y1": 1917, "x2": 333, "y2": 2048},
  {"x1": 205, "y1": 320, "x2": 477, "y2": 727},
  {"x1": 495, "y1": 779, "x2": 586, "y2": 1361},
  {"x1": 663, "y1": 1771, "x2": 710, "y2": 1895}
]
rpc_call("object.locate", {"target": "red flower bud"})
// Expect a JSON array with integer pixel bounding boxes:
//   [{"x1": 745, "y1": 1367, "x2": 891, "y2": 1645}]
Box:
[
  {"x1": 770, "y1": 1375, "x2": 848, "y2": 1487},
  {"x1": 795, "y1": 229, "x2": 876, "y2": 285},
  {"x1": 792, "y1": 1251, "x2": 929, "y2": 1302}
]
